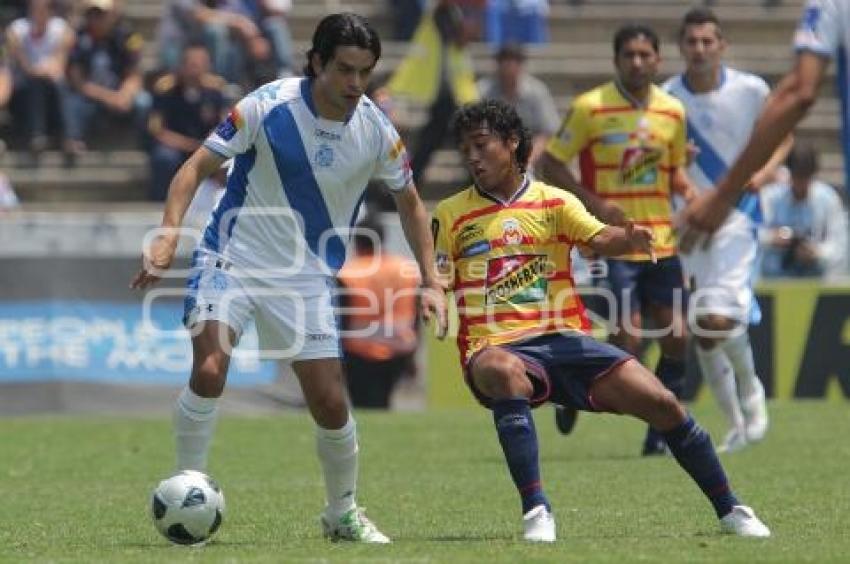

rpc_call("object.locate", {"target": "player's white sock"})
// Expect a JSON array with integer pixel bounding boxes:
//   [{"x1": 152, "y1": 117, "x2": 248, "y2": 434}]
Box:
[
  {"x1": 722, "y1": 332, "x2": 760, "y2": 400},
  {"x1": 316, "y1": 413, "x2": 359, "y2": 520},
  {"x1": 696, "y1": 345, "x2": 745, "y2": 432},
  {"x1": 173, "y1": 386, "x2": 218, "y2": 471}
]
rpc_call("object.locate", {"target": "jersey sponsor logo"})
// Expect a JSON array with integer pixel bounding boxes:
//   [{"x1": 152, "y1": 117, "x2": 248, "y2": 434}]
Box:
[
  {"x1": 603, "y1": 116, "x2": 623, "y2": 129},
  {"x1": 214, "y1": 108, "x2": 243, "y2": 141},
  {"x1": 501, "y1": 218, "x2": 523, "y2": 245},
  {"x1": 315, "y1": 143, "x2": 334, "y2": 167},
  {"x1": 461, "y1": 240, "x2": 491, "y2": 257},
  {"x1": 600, "y1": 132, "x2": 629, "y2": 145},
  {"x1": 485, "y1": 254, "x2": 549, "y2": 305},
  {"x1": 250, "y1": 82, "x2": 281, "y2": 101},
  {"x1": 458, "y1": 223, "x2": 484, "y2": 244},
  {"x1": 315, "y1": 128, "x2": 341, "y2": 141},
  {"x1": 619, "y1": 146, "x2": 661, "y2": 186}
]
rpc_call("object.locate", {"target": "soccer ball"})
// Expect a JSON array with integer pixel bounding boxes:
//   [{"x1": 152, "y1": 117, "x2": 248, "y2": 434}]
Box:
[{"x1": 151, "y1": 470, "x2": 225, "y2": 545}]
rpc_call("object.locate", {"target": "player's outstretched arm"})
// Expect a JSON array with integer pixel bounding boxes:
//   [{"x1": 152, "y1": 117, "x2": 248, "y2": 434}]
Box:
[
  {"x1": 130, "y1": 147, "x2": 226, "y2": 289},
  {"x1": 392, "y1": 184, "x2": 448, "y2": 338},
  {"x1": 587, "y1": 222, "x2": 656, "y2": 264},
  {"x1": 538, "y1": 151, "x2": 626, "y2": 226},
  {"x1": 683, "y1": 51, "x2": 829, "y2": 232}
]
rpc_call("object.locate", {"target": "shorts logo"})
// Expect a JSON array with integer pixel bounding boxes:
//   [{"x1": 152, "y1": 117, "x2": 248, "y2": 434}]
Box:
[
  {"x1": 619, "y1": 146, "x2": 661, "y2": 186},
  {"x1": 307, "y1": 333, "x2": 334, "y2": 341},
  {"x1": 215, "y1": 108, "x2": 243, "y2": 141},
  {"x1": 501, "y1": 218, "x2": 523, "y2": 245},
  {"x1": 316, "y1": 143, "x2": 334, "y2": 167},
  {"x1": 485, "y1": 254, "x2": 549, "y2": 305}
]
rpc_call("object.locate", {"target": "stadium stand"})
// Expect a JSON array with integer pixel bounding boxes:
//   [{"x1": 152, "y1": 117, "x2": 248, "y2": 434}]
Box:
[{"x1": 0, "y1": 0, "x2": 841, "y2": 204}]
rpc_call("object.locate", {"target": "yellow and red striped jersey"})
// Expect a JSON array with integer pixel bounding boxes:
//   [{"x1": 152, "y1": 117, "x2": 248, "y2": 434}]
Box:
[
  {"x1": 432, "y1": 179, "x2": 606, "y2": 362},
  {"x1": 546, "y1": 81, "x2": 687, "y2": 261}
]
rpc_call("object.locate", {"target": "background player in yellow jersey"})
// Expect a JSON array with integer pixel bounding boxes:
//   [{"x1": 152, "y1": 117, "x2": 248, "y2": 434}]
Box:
[
  {"x1": 431, "y1": 99, "x2": 769, "y2": 542},
  {"x1": 539, "y1": 24, "x2": 696, "y2": 455}
]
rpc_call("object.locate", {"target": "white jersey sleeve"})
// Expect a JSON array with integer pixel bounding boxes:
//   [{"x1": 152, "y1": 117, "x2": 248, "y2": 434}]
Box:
[
  {"x1": 794, "y1": 0, "x2": 842, "y2": 58},
  {"x1": 369, "y1": 104, "x2": 413, "y2": 192},
  {"x1": 204, "y1": 94, "x2": 264, "y2": 158}
]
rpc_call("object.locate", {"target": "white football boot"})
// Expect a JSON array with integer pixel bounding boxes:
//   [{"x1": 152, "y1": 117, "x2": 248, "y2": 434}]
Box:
[
  {"x1": 320, "y1": 506, "x2": 391, "y2": 543},
  {"x1": 741, "y1": 379, "x2": 769, "y2": 443},
  {"x1": 522, "y1": 505, "x2": 556, "y2": 542},
  {"x1": 717, "y1": 427, "x2": 748, "y2": 454},
  {"x1": 719, "y1": 505, "x2": 771, "y2": 537}
]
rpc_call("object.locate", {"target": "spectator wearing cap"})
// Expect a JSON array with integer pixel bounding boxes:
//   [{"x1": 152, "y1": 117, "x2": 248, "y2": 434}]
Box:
[
  {"x1": 477, "y1": 43, "x2": 560, "y2": 172},
  {"x1": 147, "y1": 43, "x2": 227, "y2": 201},
  {"x1": 5, "y1": 0, "x2": 74, "y2": 155},
  {"x1": 62, "y1": 0, "x2": 148, "y2": 162}
]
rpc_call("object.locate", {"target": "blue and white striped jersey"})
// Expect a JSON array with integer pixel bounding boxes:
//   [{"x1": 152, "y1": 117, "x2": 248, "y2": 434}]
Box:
[
  {"x1": 663, "y1": 66, "x2": 770, "y2": 231},
  {"x1": 201, "y1": 77, "x2": 411, "y2": 277}
]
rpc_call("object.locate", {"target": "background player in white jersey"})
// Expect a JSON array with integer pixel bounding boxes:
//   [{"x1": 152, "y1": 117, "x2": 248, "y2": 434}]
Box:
[
  {"x1": 130, "y1": 13, "x2": 447, "y2": 543},
  {"x1": 683, "y1": 0, "x2": 849, "y2": 232},
  {"x1": 664, "y1": 8, "x2": 791, "y2": 452}
]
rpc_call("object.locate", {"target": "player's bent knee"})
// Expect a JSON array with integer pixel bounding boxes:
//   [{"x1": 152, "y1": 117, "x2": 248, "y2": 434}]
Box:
[
  {"x1": 472, "y1": 351, "x2": 532, "y2": 400},
  {"x1": 655, "y1": 388, "x2": 686, "y2": 427}
]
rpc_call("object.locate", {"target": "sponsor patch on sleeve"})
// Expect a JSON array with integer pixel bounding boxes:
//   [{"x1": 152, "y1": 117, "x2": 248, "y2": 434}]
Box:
[{"x1": 215, "y1": 108, "x2": 243, "y2": 141}]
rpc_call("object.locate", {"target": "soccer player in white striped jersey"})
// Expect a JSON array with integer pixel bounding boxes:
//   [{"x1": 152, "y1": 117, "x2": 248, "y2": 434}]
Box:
[
  {"x1": 664, "y1": 8, "x2": 791, "y2": 453},
  {"x1": 683, "y1": 0, "x2": 848, "y2": 231},
  {"x1": 131, "y1": 13, "x2": 447, "y2": 543}
]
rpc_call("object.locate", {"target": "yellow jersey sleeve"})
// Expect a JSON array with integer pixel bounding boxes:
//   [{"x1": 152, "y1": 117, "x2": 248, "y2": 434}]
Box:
[
  {"x1": 557, "y1": 191, "x2": 606, "y2": 243},
  {"x1": 545, "y1": 97, "x2": 591, "y2": 165}
]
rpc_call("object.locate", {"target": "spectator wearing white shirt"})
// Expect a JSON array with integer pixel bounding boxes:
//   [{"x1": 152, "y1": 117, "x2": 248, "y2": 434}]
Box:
[{"x1": 760, "y1": 141, "x2": 849, "y2": 279}]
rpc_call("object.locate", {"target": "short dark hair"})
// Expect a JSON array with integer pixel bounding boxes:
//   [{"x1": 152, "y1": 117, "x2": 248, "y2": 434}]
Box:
[
  {"x1": 452, "y1": 99, "x2": 532, "y2": 173},
  {"x1": 613, "y1": 23, "x2": 660, "y2": 56},
  {"x1": 495, "y1": 42, "x2": 526, "y2": 62},
  {"x1": 679, "y1": 7, "x2": 723, "y2": 40},
  {"x1": 303, "y1": 13, "x2": 381, "y2": 79},
  {"x1": 786, "y1": 141, "x2": 819, "y2": 178}
]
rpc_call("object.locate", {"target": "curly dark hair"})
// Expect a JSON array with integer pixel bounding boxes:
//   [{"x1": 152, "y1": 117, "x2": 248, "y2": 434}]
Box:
[
  {"x1": 303, "y1": 13, "x2": 381, "y2": 78},
  {"x1": 451, "y1": 99, "x2": 532, "y2": 172}
]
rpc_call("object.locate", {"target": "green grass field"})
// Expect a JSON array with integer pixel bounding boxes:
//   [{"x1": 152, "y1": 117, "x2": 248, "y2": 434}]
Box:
[{"x1": 1, "y1": 401, "x2": 848, "y2": 563}]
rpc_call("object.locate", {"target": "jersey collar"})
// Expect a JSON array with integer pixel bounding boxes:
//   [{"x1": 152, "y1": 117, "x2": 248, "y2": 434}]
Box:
[
  {"x1": 300, "y1": 77, "x2": 357, "y2": 124},
  {"x1": 613, "y1": 77, "x2": 651, "y2": 110},
  {"x1": 475, "y1": 174, "x2": 531, "y2": 206},
  {"x1": 681, "y1": 65, "x2": 727, "y2": 94}
]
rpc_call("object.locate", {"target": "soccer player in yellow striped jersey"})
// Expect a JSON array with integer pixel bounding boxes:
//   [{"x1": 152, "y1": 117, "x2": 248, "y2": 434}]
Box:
[
  {"x1": 430, "y1": 99, "x2": 771, "y2": 542},
  {"x1": 539, "y1": 24, "x2": 696, "y2": 455}
]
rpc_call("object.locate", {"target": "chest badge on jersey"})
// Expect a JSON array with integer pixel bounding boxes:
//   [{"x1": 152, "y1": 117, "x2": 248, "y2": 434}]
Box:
[
  {"x1": 501, "y1": 218, "x2": 523, "y2": 245},
  {"x1": 485, "y1": 254, "x2": 549, "y2": 305},
  {"x1": 619, "y1": 146, "x2": 661, "y2": 186},
  {"x1": 315, "y1": 143, "x2": 334, "y2": 167}
]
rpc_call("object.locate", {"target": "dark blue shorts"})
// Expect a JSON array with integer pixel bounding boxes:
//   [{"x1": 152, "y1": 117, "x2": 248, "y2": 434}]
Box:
[
  {"x1": 606, "y1": 256, "x2": 686, "y2": 313},
  {"x1": 464, "y1": 332, "x2": 633, "y2": 411}
]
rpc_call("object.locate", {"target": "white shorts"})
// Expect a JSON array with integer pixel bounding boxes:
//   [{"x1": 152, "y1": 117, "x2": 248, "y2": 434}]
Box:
[
  {"x1": 681, "y1": 225, "x2": 758, "y2": 324},
  {"x1": 183, "y1": 252, "x2": 341, "y2": 360}
]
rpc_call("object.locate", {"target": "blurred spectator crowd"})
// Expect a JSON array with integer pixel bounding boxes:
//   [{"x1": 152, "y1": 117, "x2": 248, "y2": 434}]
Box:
[
  {"x1": 0, "y1": 0, "x2": 294, "y2": 199},
  {"x1": 0, "y1": 0, "x2": 846, "y2": 279}
]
